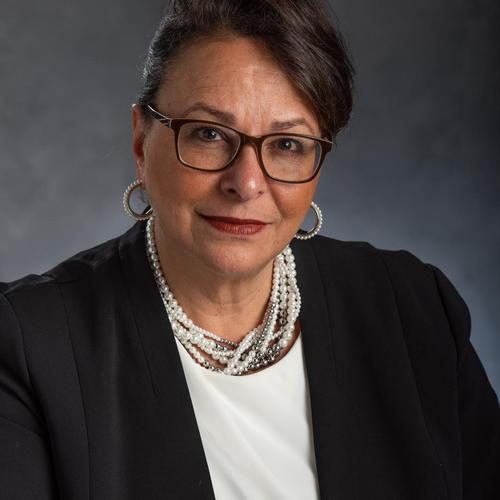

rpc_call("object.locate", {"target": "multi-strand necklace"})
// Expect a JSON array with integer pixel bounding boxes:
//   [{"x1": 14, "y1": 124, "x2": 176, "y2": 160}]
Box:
[{"x1": 145, "y1": 216, "x2": 301, "y2": 376}]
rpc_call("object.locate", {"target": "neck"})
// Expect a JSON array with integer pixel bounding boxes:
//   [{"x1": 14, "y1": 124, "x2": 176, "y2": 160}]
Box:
[{"x1": 153, "y1": 226, "x2": 275, "y2": 344}]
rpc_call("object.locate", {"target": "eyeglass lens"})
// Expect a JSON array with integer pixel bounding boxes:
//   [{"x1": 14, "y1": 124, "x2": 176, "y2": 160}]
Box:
[{"x1": 177, "y1": 122, "x2": 322, "y2": 182}]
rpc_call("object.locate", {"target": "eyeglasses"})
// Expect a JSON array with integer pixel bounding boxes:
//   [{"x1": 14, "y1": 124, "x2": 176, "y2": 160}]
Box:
[{"x1": 144, "y1": 104, "x2": 333, "y2": 184}]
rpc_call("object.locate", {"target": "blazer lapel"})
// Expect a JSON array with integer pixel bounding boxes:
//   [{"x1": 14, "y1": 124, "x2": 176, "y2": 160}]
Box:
[
  {"x1": 119, "y1": 221, "x2": 216, "y2": 499},
  {"x1": 292, "y1": 238, "x2": 342, "y2": 499}
]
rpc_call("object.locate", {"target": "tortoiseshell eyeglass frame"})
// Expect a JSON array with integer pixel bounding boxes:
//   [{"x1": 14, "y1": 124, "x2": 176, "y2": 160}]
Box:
[{"x1": 143, "y1": 104, "x2": 333, "y2": 184}]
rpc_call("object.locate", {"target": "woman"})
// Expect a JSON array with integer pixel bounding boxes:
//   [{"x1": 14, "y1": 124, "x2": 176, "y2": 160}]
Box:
[{"x1": 1, "y1": 0, "x2": 498, "y2": 499}]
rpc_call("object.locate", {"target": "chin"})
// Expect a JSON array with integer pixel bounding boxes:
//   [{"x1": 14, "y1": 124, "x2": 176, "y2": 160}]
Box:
[{"x1": 198, "y1": 243, "x2": 275, "y2": 278}]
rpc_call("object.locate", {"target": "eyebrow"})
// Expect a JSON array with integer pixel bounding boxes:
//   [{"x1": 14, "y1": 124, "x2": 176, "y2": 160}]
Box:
[{"x1": 180, "y1": 101, "x2": 316, "y2": 135}]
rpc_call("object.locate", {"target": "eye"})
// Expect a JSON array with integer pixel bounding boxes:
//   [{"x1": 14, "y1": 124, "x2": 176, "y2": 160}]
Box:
[
  {"x1": 194, "y1": 127, "x2": 225, "y2": 142},
  {"x1": 275, "y1": 137, "x2": 304, "y2": 153}
]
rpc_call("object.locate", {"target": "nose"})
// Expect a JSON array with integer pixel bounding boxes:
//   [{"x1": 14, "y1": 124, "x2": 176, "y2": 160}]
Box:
[{"x1": 218, "y1": 142, "x2": 268, "y2": 201}]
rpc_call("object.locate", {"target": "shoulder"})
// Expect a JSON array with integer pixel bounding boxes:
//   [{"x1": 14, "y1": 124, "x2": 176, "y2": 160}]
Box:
[
  {"x1": 299, "y1": 233, "x2": 440, "y2": 290},
  {"x1": 306, "y1": 233, "x2": 431, "y2": 274},
  {"x1": 311, "y1": 231, "x2": 466, "y2": 294},
  {"x1": 296, "y1": 234, "x2": 469, "y2": 340},
  {"x1": 0, "y1": 232, "x2": 125, "y2": 325},
  {"x1": 298, "y1": 233, "x2": 470, "y2": 347},
  {"x1": 2, "y1": 232, "x2": 122, "y2": 292},
  {"x1": 306, "y1": 234, "x2": 466, "y2": 297}
]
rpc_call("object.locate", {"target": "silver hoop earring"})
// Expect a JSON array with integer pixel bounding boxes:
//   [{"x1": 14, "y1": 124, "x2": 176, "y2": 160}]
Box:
[
  {"x1": 295, "y1": 201, "x2": 323, "y2": 240},
  {"x1": 123, "y1": 179, "x2": 153, "y2": 221}
]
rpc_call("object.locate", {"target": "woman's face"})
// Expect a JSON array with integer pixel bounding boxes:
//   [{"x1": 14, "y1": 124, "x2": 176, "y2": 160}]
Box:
[{"x1": 132, "y1": 35, "x2": 322, "y2": 278}]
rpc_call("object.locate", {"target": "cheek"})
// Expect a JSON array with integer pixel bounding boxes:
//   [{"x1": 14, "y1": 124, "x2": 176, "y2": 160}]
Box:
[
  {"x1": 143, "y1": 136, "x2": 186, "y2": 204},
  {"x1": 144, "y1": 142, "x2": 215, "y2": 219},
  {"x1": 143, "y1": 133, "x2": 176, "y2": 184},
  {"x1": 274, "y1": 182, "x2": 317, "y2": 224}
]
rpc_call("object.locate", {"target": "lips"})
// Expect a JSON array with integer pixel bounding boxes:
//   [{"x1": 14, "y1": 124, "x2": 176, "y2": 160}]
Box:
[
  {"x1": 199, "y1": 214, "x2": 268, "y2": 235},
  {"x1": 201, "y1": 215, "x2": 267, "y2": 225}
]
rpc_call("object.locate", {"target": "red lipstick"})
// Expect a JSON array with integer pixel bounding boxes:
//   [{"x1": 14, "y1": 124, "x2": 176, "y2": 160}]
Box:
[{"x1": 200, "y1": 215, "x2": 267, "y2": 235}]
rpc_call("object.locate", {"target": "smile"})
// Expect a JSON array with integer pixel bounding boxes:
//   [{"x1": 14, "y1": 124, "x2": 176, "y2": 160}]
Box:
[{"x1": 199, "y1": 215, "x2": 268, "y2": 235}]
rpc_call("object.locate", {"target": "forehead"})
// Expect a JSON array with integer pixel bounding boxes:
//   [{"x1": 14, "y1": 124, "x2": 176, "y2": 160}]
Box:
[{"x1": 156, "y1": 35, "x2": 318, "y2": 129}]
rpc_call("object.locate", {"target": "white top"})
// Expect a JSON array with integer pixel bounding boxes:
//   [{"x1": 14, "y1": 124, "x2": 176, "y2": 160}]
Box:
[{"x1": 174, "y1": 332, "x2": 321, "y2": 500}]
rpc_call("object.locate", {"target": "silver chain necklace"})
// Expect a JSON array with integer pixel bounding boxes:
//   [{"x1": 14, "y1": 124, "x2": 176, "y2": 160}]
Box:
[{"x1": 145, "y1": 216, "x2": 301, "y2": 376}]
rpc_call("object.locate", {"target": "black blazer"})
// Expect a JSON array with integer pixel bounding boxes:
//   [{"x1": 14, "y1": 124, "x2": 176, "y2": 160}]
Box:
[{"x1": 1, "y1": 221, "x2": 499, "y2": 500}]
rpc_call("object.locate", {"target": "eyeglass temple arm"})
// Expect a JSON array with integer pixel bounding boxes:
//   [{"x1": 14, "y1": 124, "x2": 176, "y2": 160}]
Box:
[{"x1": 145, "y1": 104, "x2": 172, "y2": 128}]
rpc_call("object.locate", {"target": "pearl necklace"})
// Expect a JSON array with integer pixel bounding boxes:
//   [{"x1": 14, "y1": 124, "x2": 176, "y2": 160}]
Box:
[{"x1": 145, "y1": 216, "x2": 301, "y2": 376}]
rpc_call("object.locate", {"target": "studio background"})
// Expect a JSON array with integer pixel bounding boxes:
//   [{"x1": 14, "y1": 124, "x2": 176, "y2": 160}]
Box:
[{"x1": 1, "y1": 0, "x2": 499, "y2": 393}]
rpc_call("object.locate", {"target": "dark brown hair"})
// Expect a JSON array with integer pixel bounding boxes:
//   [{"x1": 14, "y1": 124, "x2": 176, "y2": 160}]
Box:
[{"x1": 137, "y1": 0, "x2": 355, "y2": 139}]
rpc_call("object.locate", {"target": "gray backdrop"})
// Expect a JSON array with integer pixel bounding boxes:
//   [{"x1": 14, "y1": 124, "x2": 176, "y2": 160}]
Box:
[{"x1": 1, "y1": 1, "x2": 499, "y2": 394}]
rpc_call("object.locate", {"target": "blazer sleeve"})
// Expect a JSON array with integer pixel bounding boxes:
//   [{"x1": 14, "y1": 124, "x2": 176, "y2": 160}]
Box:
[
  {"x1": 0, "y1": 289, "x2": 58, "y2": 499},
  {"x1": 428, "y1": 264, "x2": 500, "y2": 499}
]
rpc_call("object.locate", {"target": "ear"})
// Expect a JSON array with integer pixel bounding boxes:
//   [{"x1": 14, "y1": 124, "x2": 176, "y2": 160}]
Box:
[{"x1": 131, "y1": 103, "x2": 147, "y2": 181}]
